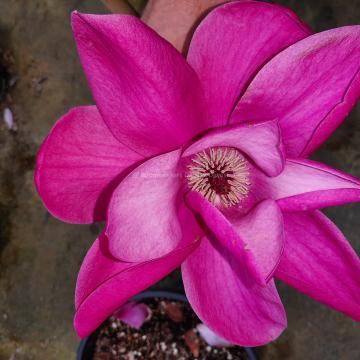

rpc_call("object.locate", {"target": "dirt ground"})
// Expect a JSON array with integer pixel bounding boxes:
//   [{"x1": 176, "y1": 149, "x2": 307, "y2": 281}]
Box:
[{"x1": 0, "y1": 0, "x2": 359, "y2": 359}]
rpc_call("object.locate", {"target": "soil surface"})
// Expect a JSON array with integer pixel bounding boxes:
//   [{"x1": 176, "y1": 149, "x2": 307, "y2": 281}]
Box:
[
  {"x1": 0, "y1": 0, "x2": 359, "y2": 359},
  {"x1": 93, "y1": 299, "x2": 247, "y2": 360}
]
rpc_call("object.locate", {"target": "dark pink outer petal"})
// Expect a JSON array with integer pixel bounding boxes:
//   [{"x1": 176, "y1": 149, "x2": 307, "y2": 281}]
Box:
[
  {"x1": 186, "y1": 192, "x2": 284, "y2": 286},
  {"x1": 182, "y1": 236, "x2": 287, "y2": 346},
  {"x1": 75, "y1": 232, "x2": 200, "y2": 338},
  {"x1": 264, "y1": 159, "x2": 360, "y2": 211},
  {"x1": 71, "y1": 12, "x2": 207, "y2": 157},
  {"x1": 106, "y1": 149, "x2": 190, "y2": 262},
  {"x1": 187, "y1": 0, "x2": 311, "y2": 128},
  {"x1": 183, "y1": 120, "x2": 284, "y2": 177},
  {"x1": 232, "y1": 26, "x2": 360, "y2": 157},
  {"x1": 275, "y1": 211, "x2": 360, "y2": 321},
  {"x1": 35, "y1": 106, "x2": 143, "y2": 224}
]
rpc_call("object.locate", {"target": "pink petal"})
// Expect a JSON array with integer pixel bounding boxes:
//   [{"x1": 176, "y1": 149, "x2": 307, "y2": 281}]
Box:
[
  {"x1": 107, "y1": 149, "x2": 196, "y2": 262},
  {"x1": 265, "y1": 159, "x2": 360, "y2": 211},
  {"x1": 196, "y1": 323, "x2": 232, "y2": 347},
  {"x1": 230, "y1": 199, "x2": 284, "y2": 283},
  {"x1": 183, "y1": 120, "x2": 284, "y2": 177},
  {"x1": 71, "y1": 12, "x2": 207, "y2": 157},
  {"x1": 75, "y1": 232, "x2": 200, "y2": 338},
  {"x1": 182, "y1": 236, "x2": 287, "y2": 346},
  {"x1": 142, "y1": 0, "x2": 228, "y2": 53},
  {"x1": 275, "y1": 211, "x2": 360, "y2": 321},
  {"x1": 232, "y1": 26, "x2": 360, "y2": 157},
  {"x1": 113, "y1": 302, "x2": 151, "y2": 329},
  {"x1": 35, "y1": 106, "x2": 142, "y2": 224},
  {"x1": 186, "y1": 192, "x2": 284, "y2": 286},
  {"x1": 187, "y1": 0, "x2": 311, "y2": 127}
]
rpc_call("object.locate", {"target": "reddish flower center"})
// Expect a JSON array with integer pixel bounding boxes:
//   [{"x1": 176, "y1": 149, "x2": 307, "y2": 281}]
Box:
[{"x1": 187, "y1": 147, "x2": 250, "y2": 207}]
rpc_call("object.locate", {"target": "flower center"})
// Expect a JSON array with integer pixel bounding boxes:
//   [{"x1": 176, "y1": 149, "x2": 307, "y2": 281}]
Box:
[{"x1": 187, "y1": 147, "x2": 250, "y2": 207}]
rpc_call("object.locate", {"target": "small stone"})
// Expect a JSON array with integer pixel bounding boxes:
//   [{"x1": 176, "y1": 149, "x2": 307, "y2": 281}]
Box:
[
  {"x1": 3, "y1": 107, "x2": 16, "y2": 131},
  {"x1": 31, "y1": 76, "x2": 47, "y2": 95},
  {"x1": 9, "y1": 75, "x2": 17, "y2": 87},
  {"x1": 184, "y1": 329, "x2": 200, "y2": 358},
  {"x1": 163, "y1": 301, "x2": 184, "y2": 322},
  {"x1": 127, "y1": 352, "x2": 135, "y2": 360}
]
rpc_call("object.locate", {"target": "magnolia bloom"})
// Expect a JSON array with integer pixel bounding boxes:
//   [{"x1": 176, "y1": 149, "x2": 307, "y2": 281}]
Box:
[{"x1": 35, "y1": 1, "x2": 360, "y2": 346}]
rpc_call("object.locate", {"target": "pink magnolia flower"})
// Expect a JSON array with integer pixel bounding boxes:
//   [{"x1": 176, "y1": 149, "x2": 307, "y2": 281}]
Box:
[{"x1": 35, "y1": 0, "x2": 360, "y2": 346}]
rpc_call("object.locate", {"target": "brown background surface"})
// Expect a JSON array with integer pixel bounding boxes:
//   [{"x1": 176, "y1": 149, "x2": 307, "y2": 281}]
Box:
[{"x1": 0, "y1": 0, "x2": 359, "y2": 359}]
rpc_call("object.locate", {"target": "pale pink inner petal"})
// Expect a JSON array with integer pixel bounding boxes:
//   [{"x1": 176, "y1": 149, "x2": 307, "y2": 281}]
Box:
[
  {"x1": 263, "y1": 159, "x2": 360, "y2": 211},
  {"x1": 230, "y1": 199, "x2": 284, "y2": 283},
  {"x1": 186, "y1": 192, "x2": 284, "y2": 286},
  {"x1": 107, "y1": 149, "x2": 199, "y2": 262},
  {"x1": 183, "y1": 120, "x2": 284, "y2": 177}
]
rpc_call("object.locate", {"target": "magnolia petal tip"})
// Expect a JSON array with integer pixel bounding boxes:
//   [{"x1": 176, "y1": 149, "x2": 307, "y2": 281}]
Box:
[{"x1": 197, "y1": 323, "x2": 233, "y2": 347}]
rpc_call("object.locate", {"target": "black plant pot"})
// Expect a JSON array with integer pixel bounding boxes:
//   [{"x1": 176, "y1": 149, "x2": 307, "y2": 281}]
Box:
[{"x1": 77, "y1": 290, "x2": 259, "y2": 360}]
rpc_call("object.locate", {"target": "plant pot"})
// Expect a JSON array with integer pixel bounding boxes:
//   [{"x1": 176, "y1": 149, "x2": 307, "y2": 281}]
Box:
[{"x1": 77, "y1": 290, "x2": 259, "y2": 360}]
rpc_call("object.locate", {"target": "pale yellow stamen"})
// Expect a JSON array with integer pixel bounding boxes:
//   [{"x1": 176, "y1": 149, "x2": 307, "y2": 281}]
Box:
[{"x1": 187, "y1": 147, "x2": 250, "y2": 207}]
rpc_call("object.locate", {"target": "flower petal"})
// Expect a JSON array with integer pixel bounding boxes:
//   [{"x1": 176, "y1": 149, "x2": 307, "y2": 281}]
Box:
[
  {"x1": 275, "y1": 211, "x2": 360, "y2": 321},
  {"x1": 186, "y1": 192, "x2": 284, "y2": 286},
  {"x1": 232, "y1": 26, "x2": 360, "y2": 157},
  {"x1": 71, "y1": 12, "x2": 207, "y2": 157},
  {"x1": 231, "y1": 199, "x2": 284, "y2": 283},
  {"x1": 35, "y1": 106, "x2": 143, "y2": 224},
  {"x1": 187, "y1": 0, "x2": 311, "y2": 127},
  {"x1": 265, "y1": 159, "x2": 360, "y2": 211},
  {"x1": 142, "y1": 0, "x2": 227, "y2": 53},
  {"x1": 75, "y1": 232, "x2": 200, "y2": 338},
  {"x1": 183, "y1": 120, "x2": 284, "y2": 177},
  {"x1": 107, "y1": 149, "x2": 198, "y2": 262},
  {"x1": 197, "y1": 323, "x2": 232, "y2": 347},
  {"x1": 113, "y1": 302, "x2": 151, "y2": 329},
  {"x1": 182, "y1": 236, "x2": 287, "y2": 346}
]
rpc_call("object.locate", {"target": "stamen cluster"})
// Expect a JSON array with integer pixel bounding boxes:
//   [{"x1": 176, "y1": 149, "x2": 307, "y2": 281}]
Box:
[{"x1": 187, "y1": 147, "x2": 250, "y2": 207}]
